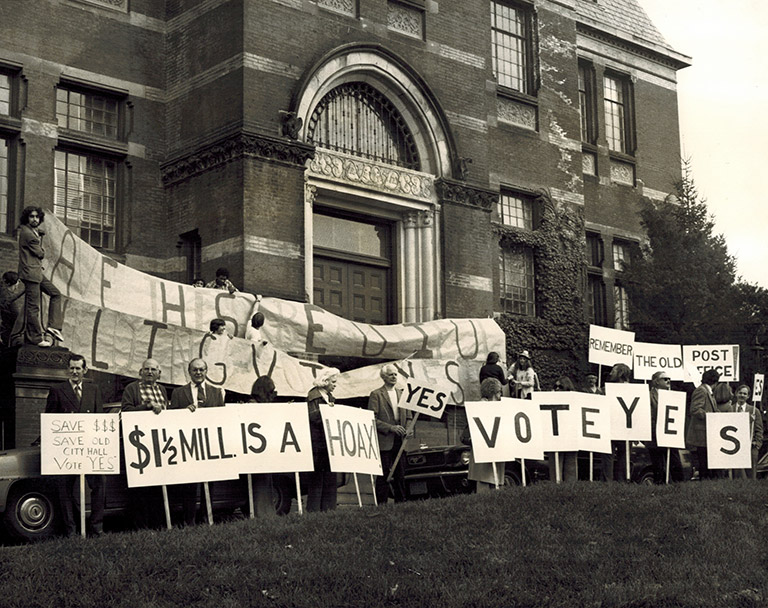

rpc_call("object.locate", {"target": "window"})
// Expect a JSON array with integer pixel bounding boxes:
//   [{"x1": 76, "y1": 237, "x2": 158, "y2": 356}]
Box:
[
  {"x1": 0, "y1": 138, "x2": 8, "y2": 232},
  {"x1": 54, "y1": 150, "x2": 117, "y2": 250},
  {"x1": 497, "y1": 190, "x2": 534, "y2": 229},
  {"x1": 588, "y1": 274, "x2": 607, "y2": 326},
  {"x1": 614, "y1": 284, "x2": 630, "y2": 330},
  {"x1": 179, "y1": 230, "x2": 202, "y2": 284},
  {"x1": 56, "y1": 86, "x2": 120, "y2": 139},
  {"x1": 586, "y1": 232, "x2": 603, "y2": 267},
  {"x1": 0, "y1": 74, "x2": 10, "y2": 116},
  {"x1": 578, "y1": 62, "x2": 596, "y2": 144},
  {"x1": 499, "y1": 247, "x2": 535, "y2": 315},
  {"x1": 603, "y1": 74, "x2": 633, "y2": 154},
  {"x1": 491, "y1": 1, "x2": 535, "y2": 94},
  {"x1": 306, "y1": 82, "x2": 420, "y2": 170},
  {"x1": 612, "y1": 240, "x2": 631, "y2": 272}
]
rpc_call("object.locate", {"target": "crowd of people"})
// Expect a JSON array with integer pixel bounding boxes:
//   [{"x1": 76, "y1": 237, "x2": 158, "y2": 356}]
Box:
[{"x1": 470, "y1": 350, "x2": 765, "y2": 485}]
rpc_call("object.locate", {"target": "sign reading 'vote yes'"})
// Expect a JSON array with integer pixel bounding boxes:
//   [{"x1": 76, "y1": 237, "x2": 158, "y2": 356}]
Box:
[{"x1": 41, "y1": 413, "x2": 121, "y2": 476}]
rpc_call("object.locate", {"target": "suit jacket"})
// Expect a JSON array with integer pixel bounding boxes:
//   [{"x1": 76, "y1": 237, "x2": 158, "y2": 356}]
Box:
[
  {"x1": 18, "y1": 224, "x2": 45, "y2": 283},
  {"x1": 736, "y1": 403, "x2": 764, "y2": 449},
  {"x1": 686, "y1": 383, "x2": 717, "y2": 448},
  {"x1": 121, "y1": 380, "x2": 169, "y2": 411},
  {"x1": 169, "y1": 382, "x2": 224, "y2": 409},
  {"x1": 46, "y1": 380, "x2": 103, "y2": 414},
  {"x1": 368, "y1": 385, "x2": 407, "y2": 451}
]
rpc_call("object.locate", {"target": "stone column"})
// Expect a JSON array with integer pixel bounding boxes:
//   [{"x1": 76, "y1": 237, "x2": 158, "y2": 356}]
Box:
[
  {"x1": 404, "y1": 212, "x2": 419, "y2": 323},
  {"x1": 420, "y1": 209, "x2": 435, "y2": 322}
]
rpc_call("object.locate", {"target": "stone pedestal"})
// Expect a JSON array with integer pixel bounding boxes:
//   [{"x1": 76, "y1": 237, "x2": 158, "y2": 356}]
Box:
[{"x1": 0, "y1": 345, "x2": 70, "y2": 449}]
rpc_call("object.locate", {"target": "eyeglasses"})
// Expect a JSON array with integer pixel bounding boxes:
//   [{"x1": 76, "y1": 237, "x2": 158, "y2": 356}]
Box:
[{"x1": 661, "y1": 378, "x2": 671, "y2": 382}]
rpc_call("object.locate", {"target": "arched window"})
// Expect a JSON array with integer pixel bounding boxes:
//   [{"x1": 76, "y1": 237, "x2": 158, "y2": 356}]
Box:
[{"x1": 306, "y1": 82, "x2": 420, "y2": 170}]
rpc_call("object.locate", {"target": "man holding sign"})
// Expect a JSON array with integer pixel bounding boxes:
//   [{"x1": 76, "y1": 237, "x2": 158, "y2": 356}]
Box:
[
  {"x1": 45, "y1": 354, "x2": 104, "y2": 536},
  {"x1": 685, "y1": 369, "x2": 720, "y2": 479},
  {"x1": 368, "y1": 364, "x2": 411, "y2": 504}
]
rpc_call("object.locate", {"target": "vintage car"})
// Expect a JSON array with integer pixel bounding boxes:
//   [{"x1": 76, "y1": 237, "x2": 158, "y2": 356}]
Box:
[
  {"x1": 0, "y1": 444, "x2": 303, "y2": 542},
  {"x1": 401, "y1": 442, "x2": 693, "y2": 499}
]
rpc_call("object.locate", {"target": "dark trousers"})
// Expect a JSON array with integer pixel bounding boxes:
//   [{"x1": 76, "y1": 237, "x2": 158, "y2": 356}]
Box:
[
  {"x1": 696, "y1": 446, "x2": 716, "y2": 479},
  {"x1": 58, "y1": 475, "x2": 104, "y2": 535},
  {"x1": 647, "y1": 444, "x2": 685, "y2": 483},
  {"x1": 22, "y1": 277, "x2": 62, "y2": 345},
  {"x1": 376, "y1": 438, "x2": 406, "y2": 505},
  {"x1": 601, "y1": 441, "x2": 628, "y2": 481},
  {"x1": 306, "y1": 472, "x2": 337, "y2": 512},
  {"x1": 128, "y1": 486, "x2": 164, "y2": 529},
  {"x1": 180, "y1": 482, "x2": 201, "y2": 525}
]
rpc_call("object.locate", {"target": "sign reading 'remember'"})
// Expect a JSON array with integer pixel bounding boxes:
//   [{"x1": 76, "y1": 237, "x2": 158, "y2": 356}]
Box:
[
  {"x1": 588, "y1": 325, "x2": 635, "y2": 368},
  {"x1": 41, "y1": 413, "x2": 121, "y2": 476},
  {"x1": 320, "y1": 404, "x2": 382, "y2": 476}
]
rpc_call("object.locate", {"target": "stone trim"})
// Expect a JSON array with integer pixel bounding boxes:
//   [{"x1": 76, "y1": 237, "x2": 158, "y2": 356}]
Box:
[
  {"x1": 435, "y1": 178, "x2": 498, "y2": 211},
  {"x1": 161, "y1": 132, "x2": 315, "y2": 186}
]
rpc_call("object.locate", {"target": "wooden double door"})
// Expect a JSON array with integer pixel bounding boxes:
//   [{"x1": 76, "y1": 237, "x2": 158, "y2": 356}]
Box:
[{"x1": 313, "y1": 257, "x2": 389, "y2": 325}]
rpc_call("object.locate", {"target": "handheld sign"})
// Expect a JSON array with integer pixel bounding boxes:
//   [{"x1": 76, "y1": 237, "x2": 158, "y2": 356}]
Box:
[
  {"x1": 320, "y1": 404, "x2": 382, "y2": 476},
  {"x1": 588, "y1": 325, "x2": 635, "y2": 368},
  {"x1": 122, "y1": 407, "x2": 242, "y2": 488},
  {"x1": 41, "y1": 413, "x2": 120, "y2": 475},
  {"x1": 229, "y1": 403, "x2": 315, "y2": 474},
  {"x1": 397, "y1": 380, "x2": 449, "y2": 419},
  {"x1": 753, "y1": 374, "x2": 764, "y2": 404},
  {"x1": 706, "y1": 412, "x2": 751, "y2": 470},
  {"x1": 464, "y1": 399, "x2": 544, "y2": 463},
  {"x1": 655, "y1": 389, "x2": 686, "y2": 450},
  {"x1": 682, "y1": 345, "x2": 740, "y2": 382},
  {"x1": 532, "y1": 392, "x2": 581, "y2": 453},
  {"x1": 568, "y1": 393, "x2": 612, "y2": 454},
  {"x1": 604, "y1": 383, "x2": 651, "y2": 441},
  {"x1": 633, "y1": 342, "x2": 684, "y2": 381}
]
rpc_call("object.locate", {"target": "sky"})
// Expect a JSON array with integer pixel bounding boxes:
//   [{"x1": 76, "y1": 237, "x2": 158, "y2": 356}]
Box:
[{"x1": 637, "y1": 0, "x2": 768, "y2": 288}]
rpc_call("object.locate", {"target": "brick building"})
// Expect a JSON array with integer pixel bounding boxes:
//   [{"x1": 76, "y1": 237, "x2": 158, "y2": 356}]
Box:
[{"x1": 0, "y1": 0, "x2": 689, "y2": 368}]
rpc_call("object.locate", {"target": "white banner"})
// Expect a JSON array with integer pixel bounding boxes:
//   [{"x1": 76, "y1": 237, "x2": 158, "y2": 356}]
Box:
[
  {"x1": 682, "y1": 345, "x2": 740, "y2": 383},
  {"x1": 604, "y1": 383, "x2": 651, "y2": 442},
  {"x1": 655, "y1": 389, "x2": 687, "y2": 450},
  {"x1": 706, "y1": 412, "x2": 751, "y2": 469},
  {"x1": 588, "y1": 325, "x2": 635, "y2": 368},
  {"x1": 569, "y1": 393, "x2": 612, "y2": 454},
  {"x1": 753, "y1": 374, "x2": 764, "y2": 404},
  {"x1": 464, "y1": 399, "x2": 544, "y2": 463},
  {"x1": 320, "y1": 404, "x2": 382, "y2": 476},
  {"x1": 397, "y1": 380, "x2": 449, "y2": 419},
  {"x1": 532, "y1": 392, "x2": 581, "y2": 452},
  {"x1": 632, "y1": 342, "x2": 684, "y2": 381},
  {"x1": 41, "y1": 413, "x2": 121, "y2": 476}
]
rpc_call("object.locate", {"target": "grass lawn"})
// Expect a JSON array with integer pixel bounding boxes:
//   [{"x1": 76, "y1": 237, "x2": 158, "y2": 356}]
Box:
[{"x1": 1, "y1": 479, "x2": 767, "y2": 608}]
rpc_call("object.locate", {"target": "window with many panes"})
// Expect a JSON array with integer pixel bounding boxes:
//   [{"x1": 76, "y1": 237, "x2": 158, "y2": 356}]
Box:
[
  {"x1": 491, "y1": 1, "x2": 535, "y2": 94},
  {"x1": 612, "y1": 240, "x2": 631, "y2": 272},
  {"x1": 586, "y1": 232, "x2": 603, "y2": 267},
  {"x1": 54, "y1": 150, "x2": 117, "y2": 250},
  {"x1": 603, "y1": 73, "x2": 633, "y2": 154},
  {"x1": 614, "y1": 283, "x2": 630, "y2": 330},
  {"x1": 0, "y1": 138, "x2": 8, "y2": 232},
  {"x1": 56, "y1": 86, "x2": 120, "y2": 139},
  {"x1": 588, "y1": 273, "x2": 607, "y2": 326},
  {"x1": 499, "y1": 247, "x2": 535, "y2": 315},
  {"x1": 578, "y1": 61, "x2": 596, "y2": 144},
  {"x1": 497, "y1": 190, "x2": 534, "y2": 229},
  {"x1": 0, "y1": 73, "x2": 10, "y2": 116}
]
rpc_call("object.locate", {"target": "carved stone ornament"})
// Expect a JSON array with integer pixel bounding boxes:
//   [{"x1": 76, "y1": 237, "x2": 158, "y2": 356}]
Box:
[
  {"x1": 15, "y1": 346, "x2": 72, "y2": 370},
  {"x1": 388, "y1": 1, "x2": 423, "y2": 39},
  {"x1": 307, "y1": 149, "x2": 433, "y2": 202},
  {"x1": 71, "y1": 0, "x2": 127, "y2": 12},
  {"x1": 317, "y1": 0, "x2": 355, "y2": 16},
  {"x1": 279, "y1": 111, "x2": 303, "y2": 140},
  {"x1": 161, "y1": 133, "x2": 315, "y2": 186},
  {"x1": 610, "y1": 159, "x2": 635, "y2": 186},
  {"x1": 498, "y1": 97, "x2": 537, "y2": 130},
  {"x1": 435, "y1": 178, "x2": 497, "y2": 211}
]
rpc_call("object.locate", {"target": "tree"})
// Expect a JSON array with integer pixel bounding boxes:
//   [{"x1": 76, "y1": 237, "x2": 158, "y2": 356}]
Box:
[{"x1": 622, "y1": 162, "x2": 740, "y2": 344}]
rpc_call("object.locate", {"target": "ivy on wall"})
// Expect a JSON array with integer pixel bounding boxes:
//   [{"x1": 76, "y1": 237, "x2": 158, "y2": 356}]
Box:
[{"x1": 494, "y1": 189, "x2": 590, "y2": 390}]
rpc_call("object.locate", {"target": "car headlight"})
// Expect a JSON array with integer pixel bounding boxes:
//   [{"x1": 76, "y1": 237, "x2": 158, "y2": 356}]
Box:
[{"x1": 460, "y1": 450, "x2": 471, "y2": 466}]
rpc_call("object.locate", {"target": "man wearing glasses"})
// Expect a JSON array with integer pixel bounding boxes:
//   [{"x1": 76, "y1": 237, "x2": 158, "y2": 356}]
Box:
[{"x1": 646, "y1": 371, "x2": 684, "y2": 483}]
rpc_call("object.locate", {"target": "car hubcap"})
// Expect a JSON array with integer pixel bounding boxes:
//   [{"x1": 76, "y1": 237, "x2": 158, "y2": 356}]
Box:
[{"x1": 18, "y1": 495, "x2": 52, "y2": 531}]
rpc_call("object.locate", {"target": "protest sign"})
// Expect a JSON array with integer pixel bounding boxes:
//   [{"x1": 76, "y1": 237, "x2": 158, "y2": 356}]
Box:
[
  {"x1": 225, "y1": 403, "x2": 315, "y2": 474},
  {"x1": 753, "y1": 374, "x2": 764, "y2": 404},
  {"x1": 654, "y1": 389, "x2": 687, "y2": 450},
  {"x1": 706, "y1": 412, "x2": 751, "y2": 469},
  {"x1": 682, "y1": 345, "x2": 740, "y2": 382},
  {"x1": 567, "y1": 393, "x2": 612, "y2": 454},
  {"x1": 41, "y1": 413, "x2": 120, "y2": 475},
  {"x1": 532, "y1": 392, "x2": 581, "y2": 453},
  {"x1": 320, "y1": 404, "x2": 382, "y2": 476},
  {"x1": 397, "y1": 380, "x2": 449, "y2": 419},
  {"x1": 464, "y1": 399, "x2": 544, "y2": 463},
  {"x1": 632, "y1": 342, "x2": 684, "y2": 381},
  {"x1": 588, "y1": 325, "x2": 635, "y2": 367},
  {"x1": 122, "y1": 407, "x2": 244, "y2": 487},
  {"x1": 604, "y1": 383, "x2": 651, "y2": 441}
]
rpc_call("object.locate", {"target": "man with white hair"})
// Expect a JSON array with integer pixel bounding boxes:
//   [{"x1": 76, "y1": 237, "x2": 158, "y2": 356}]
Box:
[{"x1": 368, "y1": 364, "x2": 411, "y2": 504}]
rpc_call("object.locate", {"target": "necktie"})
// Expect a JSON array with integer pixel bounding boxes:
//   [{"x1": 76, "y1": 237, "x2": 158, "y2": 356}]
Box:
[
  {"x1": 197, "y1": 384, "x2": 205, "y2": 407},
  {"x1": 74, "y1": 384, "x2": 82, "y2": 402}
]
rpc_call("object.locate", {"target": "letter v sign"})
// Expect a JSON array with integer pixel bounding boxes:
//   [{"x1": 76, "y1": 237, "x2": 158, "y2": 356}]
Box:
[{"x1": 473, "y1": 417, "x2": 501, "y2": 448}]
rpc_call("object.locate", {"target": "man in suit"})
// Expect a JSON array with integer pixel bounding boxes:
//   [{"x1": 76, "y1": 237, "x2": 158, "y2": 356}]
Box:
[
  {"x1": 685, "y1": 368, "x2": 720, "y2": 480},
  {"x1": 45, "y1": 353, "x2": 104, "y2": 536},
  {"x1": 368, "y1": 364, "x2": 411, "y2": 504},
  {"x1": 733, "y1": 384, "x2": 764, "y2": 479},
  {"x1": 17, "y1": 206, "x2": 64, "y2": 347},
  {"x1": 121, "y1": 358, "x2": 168, "y2": 528},
  {"x1": 169, "y1": 358, "x2": 224, "y2": 524}
]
